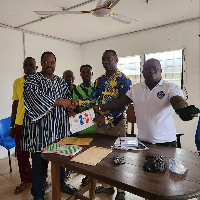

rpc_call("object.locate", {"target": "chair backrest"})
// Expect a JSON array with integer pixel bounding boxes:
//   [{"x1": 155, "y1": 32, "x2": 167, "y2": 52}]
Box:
[
  {"x1": 126, "y1": 104, "x2": 136, "y2": 135},
  {"x1": 0, "y1": 117, "x2": 11, "y2": 137},
  {"x1": 0, "y1": 116, "x2": 15, "y2": 150},
  {"x1": 126, "y1": 104, "x2": 136, "y2": 124}
]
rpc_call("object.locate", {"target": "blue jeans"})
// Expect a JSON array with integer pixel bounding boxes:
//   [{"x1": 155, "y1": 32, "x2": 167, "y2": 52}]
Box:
[{"x1": 31, "y1": 152, "x2": 65, "y2": 198}]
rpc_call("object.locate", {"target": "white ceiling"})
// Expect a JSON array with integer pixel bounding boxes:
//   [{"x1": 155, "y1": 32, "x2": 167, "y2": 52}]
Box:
[{"x1": 0, "y1": 0, "x2": 199, "y2": 44}]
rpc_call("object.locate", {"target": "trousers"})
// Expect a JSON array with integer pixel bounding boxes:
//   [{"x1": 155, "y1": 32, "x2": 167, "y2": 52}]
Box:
[
  {"x1": 31, "y1": 152, "x2": 65, "y2": 198},
  {"x1": 15, "y1": 124, "x2": 31, "y2": 183}
]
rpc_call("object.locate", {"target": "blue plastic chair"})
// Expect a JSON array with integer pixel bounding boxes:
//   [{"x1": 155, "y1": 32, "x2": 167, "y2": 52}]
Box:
[{"x1": 0, "y1": 117, "x2": 16, "y2": 172}]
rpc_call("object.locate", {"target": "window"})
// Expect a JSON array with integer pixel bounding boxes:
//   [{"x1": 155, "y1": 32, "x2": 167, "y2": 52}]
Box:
[
  {"x1": 118, "y1": 49, "x2": 184, "y2": 88},
  {"x1": 145, "y1": 50, "x2": 183, "y2": 87},
  {"x1": 118, "y1": 55, "x2": 141, "y2": 84}
]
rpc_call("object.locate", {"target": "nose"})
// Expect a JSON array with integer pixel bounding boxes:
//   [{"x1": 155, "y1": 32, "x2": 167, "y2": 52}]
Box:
[{"x1": 148, "y1": 68, "x2": 155, "y2": 73}]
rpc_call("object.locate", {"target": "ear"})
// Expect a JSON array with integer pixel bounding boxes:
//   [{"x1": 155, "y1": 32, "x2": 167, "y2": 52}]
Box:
[
  {"x1": 36, "y1": 66, "x2": 38, "y2": 70},
  {"x1": 91, "y1": 72, "x2": 93, "y2": 76}
]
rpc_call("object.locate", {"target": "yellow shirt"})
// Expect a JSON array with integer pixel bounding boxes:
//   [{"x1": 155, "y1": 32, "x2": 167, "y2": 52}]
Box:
[{"x1": 12, "y1": 76, "x2": 25, "y2": 125}]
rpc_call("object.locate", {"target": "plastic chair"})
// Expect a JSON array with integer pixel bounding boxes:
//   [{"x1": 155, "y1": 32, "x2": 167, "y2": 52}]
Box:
[{"x1": 0, "y1": 117, "x2": 16, "y2": 172}]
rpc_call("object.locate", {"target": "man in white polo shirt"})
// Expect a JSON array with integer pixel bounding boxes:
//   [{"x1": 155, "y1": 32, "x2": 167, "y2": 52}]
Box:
[{"x1": 94, "y1": 58, "x2": 194, "y2": 147}]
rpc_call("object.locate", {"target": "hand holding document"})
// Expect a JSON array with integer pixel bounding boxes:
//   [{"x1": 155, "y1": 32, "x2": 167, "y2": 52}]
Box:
[{"x1": 69, "y1": 109, "x2": 95, "y2": 133}]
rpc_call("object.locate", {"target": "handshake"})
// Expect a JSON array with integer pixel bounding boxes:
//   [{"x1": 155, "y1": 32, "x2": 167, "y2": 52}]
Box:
[{"x1": 54, "y1": 99, "x2": 79, "y2": 109}]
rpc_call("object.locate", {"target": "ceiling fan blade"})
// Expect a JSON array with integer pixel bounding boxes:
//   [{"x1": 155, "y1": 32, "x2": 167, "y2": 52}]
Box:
[
  {"x1": 111, "y1": 13, "x2": 133, "y2": 24},
  {"x1": 96, "y1": 0, "x2": 120, "y2": 8},
  {"x1": 103, "y1": 0, "x2": 121, "y2": 8},
  {"x1": 34, "y1": 10, "x2": 90, "y2": 15},
  {"x1": 96, "y1": 0, "x2": 106, "y2": 8}
]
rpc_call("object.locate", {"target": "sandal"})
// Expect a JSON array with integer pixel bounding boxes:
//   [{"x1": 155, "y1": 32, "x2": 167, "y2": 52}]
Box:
[
  {"x1": 14, "y1": 182, "x2": 31, "y2": 194},
  {"x1": 95, "y1": 186, "x2": 115, "y2": 194},
  {"x1": 115, "y1": 192, "x2": 125, "y2": 200}
]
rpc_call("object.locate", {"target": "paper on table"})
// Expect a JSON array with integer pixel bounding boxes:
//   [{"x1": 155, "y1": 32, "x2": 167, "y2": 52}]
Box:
[
  {"x1": 71, "y1": 146, "x2": 112, "y2": 166},
  {"x1": 57, "y1": 137, "x2": 93, "y2": 145}
]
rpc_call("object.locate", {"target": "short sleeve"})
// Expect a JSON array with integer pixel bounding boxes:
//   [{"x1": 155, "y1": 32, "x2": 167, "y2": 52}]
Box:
[
  {"x1": 12, "y1": 79, "x2": 19, "y2": 101},
  {"x1": 168, "y1": 84, "x2": 184, "y2": 100}
]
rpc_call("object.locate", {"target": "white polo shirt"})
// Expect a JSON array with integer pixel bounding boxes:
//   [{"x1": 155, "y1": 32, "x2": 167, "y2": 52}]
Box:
[{"x1": 126, "y1": 79, "x2": 184, "y2": 144}]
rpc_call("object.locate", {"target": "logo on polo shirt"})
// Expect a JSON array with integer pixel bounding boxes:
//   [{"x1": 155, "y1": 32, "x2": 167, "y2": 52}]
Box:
[{"x1": 157, "y1": 91, "x2": 165, "y2": 99}]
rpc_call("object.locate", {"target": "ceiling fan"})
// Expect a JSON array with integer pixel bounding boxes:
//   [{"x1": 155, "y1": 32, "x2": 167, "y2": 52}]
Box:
[{"x1": 34, "y1": 0, "x2": 133, "y2": 24}]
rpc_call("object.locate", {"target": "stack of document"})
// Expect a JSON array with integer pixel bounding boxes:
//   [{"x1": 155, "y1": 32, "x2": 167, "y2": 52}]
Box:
[{"x1": 113, "y1": 137, "x2": 148, "y2": 150}]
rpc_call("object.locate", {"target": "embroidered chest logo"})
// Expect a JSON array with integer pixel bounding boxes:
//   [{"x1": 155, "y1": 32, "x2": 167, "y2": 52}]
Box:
[{"x1": 157, "y1": 91, "x2": 165, "y2": 99}]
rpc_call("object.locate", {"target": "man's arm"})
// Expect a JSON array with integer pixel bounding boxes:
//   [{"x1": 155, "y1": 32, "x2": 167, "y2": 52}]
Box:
[
  {"x1": 53, "y1": 99, "x2": 72, "y2": 108},
  {"x1": 100, "y1": 94, "x2": 132, "y2": 111},
  {"x1": 9, "y1": 100, "x2": 18, "y2": 138},
  {"x1": 170, "y1": 96, "x2": 188, "y2": 110}
]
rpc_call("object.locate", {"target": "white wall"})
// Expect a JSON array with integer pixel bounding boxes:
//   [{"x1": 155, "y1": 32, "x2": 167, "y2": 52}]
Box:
[
  {"x1": 24, "y1": 34, "x2": 81, "y2": 82},
  {"x1": 81, "y1": 19, "x2": 200, "y2": 152},
  {"x1": 0, "y1": 27, "x2": 82, "y2": 158},
  {"x1": 0, "y1": 28, "x2": 24, "y2": 158}
]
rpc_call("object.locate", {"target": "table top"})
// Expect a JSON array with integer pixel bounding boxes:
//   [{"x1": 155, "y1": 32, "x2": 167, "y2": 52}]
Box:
[{"x1": 42, "y1": 133, "x2": 200, "y2": 200}]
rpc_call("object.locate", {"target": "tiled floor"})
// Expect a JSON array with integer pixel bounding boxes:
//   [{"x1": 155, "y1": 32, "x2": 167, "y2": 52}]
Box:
[{"x1": 0, "y1": 154, "x2": 198, "y2": 200}]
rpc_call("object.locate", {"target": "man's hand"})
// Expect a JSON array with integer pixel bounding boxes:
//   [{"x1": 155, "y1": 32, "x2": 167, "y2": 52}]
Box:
[
  {"x1": 62, "y1": 99, "x2": 72, "y2": 108},
  {"x1": 176, "y1": 105, "x2": 199, "y2": 121},
  {"x1": 90, "y1": 105, "x2": 99, "y2": 113},
  {"x1": 93, "y1": 115, "x2": 105, "y2": 125},
  {"x1": 8, "y1": 128, "x2": 16, "y2": 138},
  {"x1": 54, "y1": 99, "x2": 75, "y2": 109},
  {"x1": 69, "y1": 110, "x2": 77, "y2": 117},
  {"x1": 71, "y1": 100, "x2": 79, "y2": 109}
]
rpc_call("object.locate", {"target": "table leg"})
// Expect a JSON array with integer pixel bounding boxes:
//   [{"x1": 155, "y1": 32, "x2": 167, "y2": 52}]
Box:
[
  {"x1": 89, "y1": 177, "x2": 96, "y2": 200},
  {"x1": 51, "y1": 162, "x2": 61, "y2": 200}
]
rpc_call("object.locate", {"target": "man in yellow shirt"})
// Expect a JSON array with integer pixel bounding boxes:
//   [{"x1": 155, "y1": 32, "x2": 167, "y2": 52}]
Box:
[{"x1": 9, "y1": 57, "x2": 38, "y2": 194}]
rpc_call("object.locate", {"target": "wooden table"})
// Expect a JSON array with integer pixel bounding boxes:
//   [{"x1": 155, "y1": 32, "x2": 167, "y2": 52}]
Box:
[{"x1": 42, "y1": 133, "x2": 200, "y2": 200}]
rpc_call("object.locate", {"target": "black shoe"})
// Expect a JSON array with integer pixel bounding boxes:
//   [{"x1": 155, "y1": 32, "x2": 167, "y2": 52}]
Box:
[
  {"x1": 34, "y1": 197, "x2": 44, "y2": 200},
  {"x1": 81, "y1": 176, "x2": 90, "y2": 187},
  {"x1": 115, "y1": 192, "x2": 125, "y2": 200},
  {"x1": 95, "y1": 186, "x2": 115, "y2": 194},
  {"x1": 60, "y1": 184, "x2": 77, "y2": 195}
]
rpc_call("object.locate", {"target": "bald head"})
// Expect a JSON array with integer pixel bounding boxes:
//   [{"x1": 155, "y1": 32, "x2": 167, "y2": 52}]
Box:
[
  {"x1": 23, "y1": 57, "x2": 37, "y2": 76},
  {"x1": 144, "y1": 58, "x2": 161, "y2": 68},
  {"x1": 63, "y1": 70, "x2": 75, "y2": 86}
]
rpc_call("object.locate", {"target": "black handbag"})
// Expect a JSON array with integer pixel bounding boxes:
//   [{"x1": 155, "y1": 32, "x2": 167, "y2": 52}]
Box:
[{"x1": 143, "y1": 155, "x2": 167, "y2": 172}]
